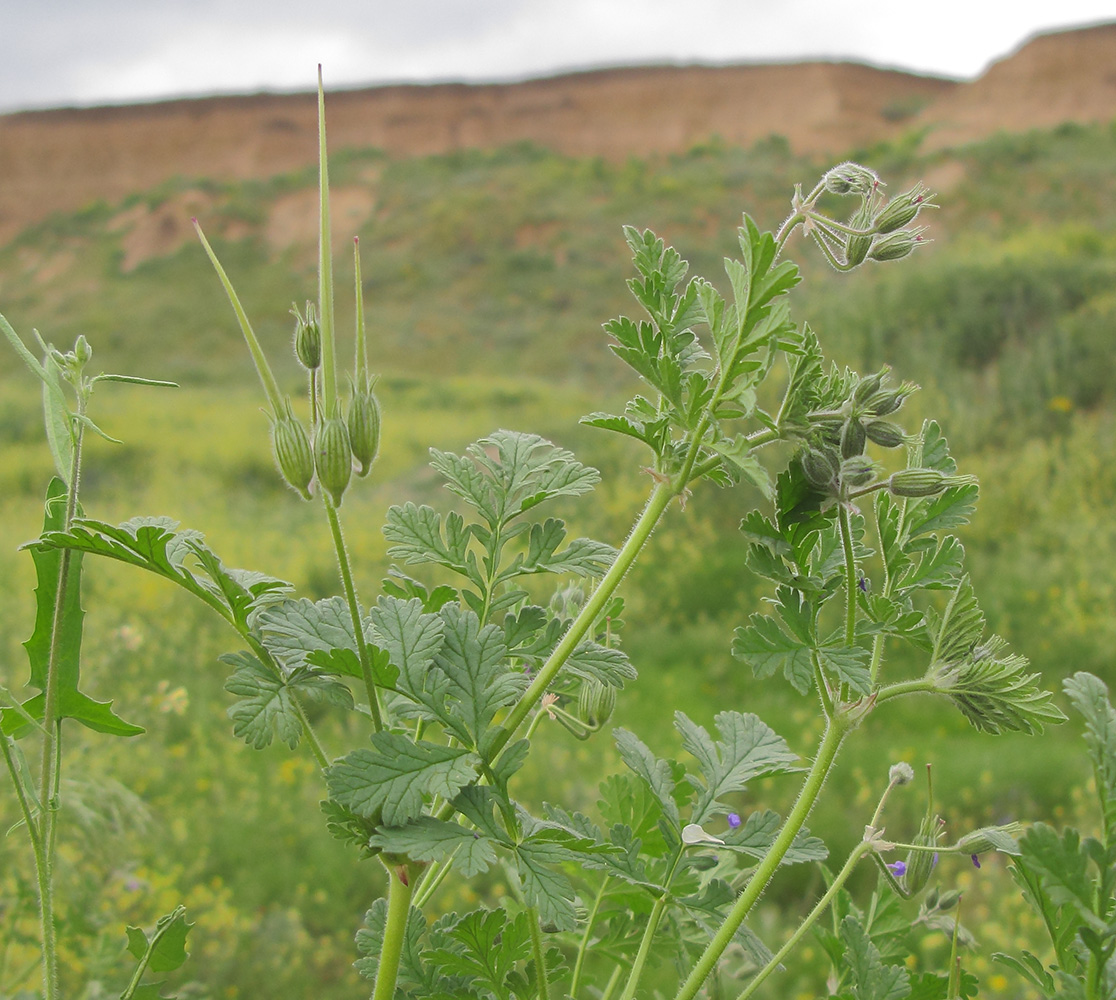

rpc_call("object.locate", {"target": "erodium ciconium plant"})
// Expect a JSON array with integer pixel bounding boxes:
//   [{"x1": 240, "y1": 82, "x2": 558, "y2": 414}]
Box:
[{"x1": 2, "y1": 72, "x2": 1071, "y2": 1000}]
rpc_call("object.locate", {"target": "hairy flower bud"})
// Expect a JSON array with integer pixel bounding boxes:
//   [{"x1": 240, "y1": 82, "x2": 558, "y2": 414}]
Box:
[
  {"x1": 868, "y1": 227, "x2": 928, "y2": 263},
  {"x1": 823, "y1": 162, "x2": 881, "y2": 197},
  {"x1": 347, "y1": 378, "x2": 381, "y2": 477},
  {"x1": 866, "y1": 387, "x2": 912, "y2": 417},
  {"x1": 840, "y1": 419, "x2": 867, "y2": 459},
  {"x1": 887, "y1": 468, "x2": 946, "y2": 498},
  {"x1": 865, "y1": 419, "x2": 907, "y2": 449},
  {"x1": 875, "y1": 183, "x2": 935, "y2": 235},
  {"x1": 844, "y1": 203, "x2": 875, "y2": 268},
  {"x1": 578, "y1": 678, "x2": 617, "y2": 730},
  {"x1": 271, "y1": 400, "x2": 314, "y2": 500},
  {"x1": 853, "y1": 369, "x2": 887, "y2": 406},
  {"x1": 292, "y1": 301, "x2": 322, "y2": 371},
  {"x1": 840, "y1": 455, "x2": 876, "y2": 489},
  {"x1": 314, "y1": 410, "x2": 353, "y2": 507},
  {"x1": 802, "y1": 447, "x2": 840, "y2": 489},
  {"x1": 74, "y1": 335, "x2": 92, "y2": 367}
]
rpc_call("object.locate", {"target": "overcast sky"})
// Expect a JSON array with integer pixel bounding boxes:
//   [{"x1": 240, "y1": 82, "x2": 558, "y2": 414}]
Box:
[{"x1": 2, "y1": 0, "x2": 1114, "y2": 114}]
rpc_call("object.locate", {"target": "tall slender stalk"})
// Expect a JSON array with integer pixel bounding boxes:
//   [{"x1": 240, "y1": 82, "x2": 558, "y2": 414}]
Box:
[
  {"x1": 35, "y1": 404, "x2": 85, "y2": 1000},
  {"x1": 324, "y1": 497, "x2": 384, "y2": 731}
]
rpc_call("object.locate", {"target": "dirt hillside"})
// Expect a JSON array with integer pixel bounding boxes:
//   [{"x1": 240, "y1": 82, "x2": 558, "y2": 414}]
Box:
[{"x1": 0, "y1": 21, "x2": 1113, "y2": 246}]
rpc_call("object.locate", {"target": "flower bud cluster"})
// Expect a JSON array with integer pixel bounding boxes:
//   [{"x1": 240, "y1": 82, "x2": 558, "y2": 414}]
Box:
[
  {"x1": 808, "y1": 164, "x2": 935, "y2": 271},
  {"x1": 799, "y1": 368, "x2": 916, "y2": 498}
]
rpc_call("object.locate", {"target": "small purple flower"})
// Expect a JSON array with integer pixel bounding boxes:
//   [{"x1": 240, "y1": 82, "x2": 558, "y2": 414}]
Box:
[
  {"x1": 887, "y1": 861, "x2": 907, "y2": 877},
  {"x1": 727, "y1": 813, "x2": 742, "y2": 829},
  {"x1": 971, "y1": 854, "x2": 981, "y2": 869}
]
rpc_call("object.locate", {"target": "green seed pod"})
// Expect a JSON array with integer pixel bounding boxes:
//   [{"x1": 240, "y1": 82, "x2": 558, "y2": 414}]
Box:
[
  {"x1": 347, "y1": 379, "x2": 381, "y2": 477},
  {"x1": 578, "y1": 678, "x2": 617, "y2": 730},
  {"x1": 865, "y1": 419, "x2": 907, "y2": 449},
  {"x1": 314, "y1": 411, "x2": 353, "y2": 507},
  {"x1": 839, "y1": 455, "x2": 876, "y2": 489},
  {"x1": 801, "y1": 447, "x2": 839, "y2": 489},
  {"x1": 292, "y1": 301, "x2": 321, "y2": 371},
  {"x1": 271, "y1": 400, "x2": 314, "y2": 500},
  {"x1": 875, "y1": 183, "x2": 934, "y2": 235},
  {"x1": 840, "y1": 419, "x2": 866, "y2": 459},
  {"x1": 888, "y1": 468, "x2": 947, "y2": 498}
]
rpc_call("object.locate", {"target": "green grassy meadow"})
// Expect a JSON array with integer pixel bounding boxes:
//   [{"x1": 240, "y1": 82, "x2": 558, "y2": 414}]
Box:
[{"x1": 1, "y1": 118, "x2": 1115, "y2": 997}]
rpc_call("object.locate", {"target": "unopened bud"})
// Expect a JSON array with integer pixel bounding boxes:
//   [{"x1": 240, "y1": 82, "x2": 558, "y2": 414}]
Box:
[
  {"x1": 314, "y1": 410, "x2": 353, "y2": 507},
  {"x1": 840, "y1": 455, "x2": 876, "y2": 489},
  {"x1": 347, "y1": 378, "x2": 381, "y2": 477},
  {"x1": 864, "y1": 419, "x2": 907, "y2": 449},
  {"x1": 875, "y1": 183, "x2": 935, "y2": 235},
  {"x1": 823, "y1": 162, "x2": 881, "y2": 198},
  {"x1": 952, "y1": 823, "x2": 1024, "y2": 856},
  {"x1": 801, "y1": 447, "x2": 839, "y2": 489},
  {"x1": 887, "y1": 468, "x2": 946, "y2": 498},
  {"x1": 577, "y1": 678, "x2": 617, "y2": 730},
  {"x1": 844, "y1": 203, "x2": 874, "y2": 268},
  {"x1": 292, "y1": 301, "x2": 322, "y2": 371},
  {"x1": 271, "y1": 401, "x2": 314, "y2": 501},
  {"x1": 868, "y1": 228, "x2": 928, "y2": 263},
  {"x1": 866, "y1": 387, "x2": 913, "y2": 417},
  {"x1": 853, "y1": 369, "x2": 887, "y2": 406},
  {"x1": 74, "y1": 335, "x2": 92, "y2": 366},
  {"x1": 840, "y1": 419, "x2": 866, "y2": 459}
]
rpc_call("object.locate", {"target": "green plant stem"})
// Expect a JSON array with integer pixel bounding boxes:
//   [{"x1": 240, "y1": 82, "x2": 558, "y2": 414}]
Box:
[
  {"x1": 493, "y1": 481, "x2": 674, "y2": 757},
  {"x1": 619, "y1": 845, "x2": 684, "y2": 1000},
  {"x1": 373, "y1": 863, "x2": 417, "y2": 1000},
  {"x1": 599, "y1": 965, "x2": 623, "y2": 1000},
  {"x1": 570, "y1": 880, "x2": 608, "y2": 997},
  {"x1": 838, "y1": 502, "x2": 857, "y2": 648},
  {"x1": 412, "y1": 851, "x2": 456, "y2": 909},
  {"x1": 674, "y1": 714, "x2": 850, "y2": 1000},
  {"x1": 528, "y1": 906, "x2": 550, "y2": 1000},
  {"x1": 1, "y1": 735, "x2": 40, "y2": 851},
  {"x1": 323, "y1": 497, "x2": 384, "y2": 731},
  {"x1": 34, "y1": 411, "x2": 85, "y2": 1000},
  {"x1": 736, "y1": 840, "x2": 872, "y2": 1000},
  {"x1": 874, "y1": 678, "x2": 936, "y2": 705}
]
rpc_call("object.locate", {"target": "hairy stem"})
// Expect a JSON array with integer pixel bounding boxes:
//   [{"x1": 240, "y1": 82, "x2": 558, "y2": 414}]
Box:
[
  {"x1": 838, "y1": 502, "x2": 857, "y2": 648},
  {"x1": 528, "y1": 906, "x2": 551, "y2": 1000},
  {"x1": 493, "y1": 481, "x2": 674, "y2": 757},
  {"x1": 372, "y1": 863, "x2": 417, "y2": 1000},
  {"x1": 619, "y1": 845, "x2": 684, "y2": 1000},
  {"x1": 570, "y1": 880, "x2": 609, "y2": 997},
  {"x1": 674, "y1": 715, "x2": 849, "y2": 1000},
  {"x1": 736, "y1": 840, "x2": 871, "y2": 1000},
  {"x1": 324, "y1": 497, "x2": 384, "y2": 731}
]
